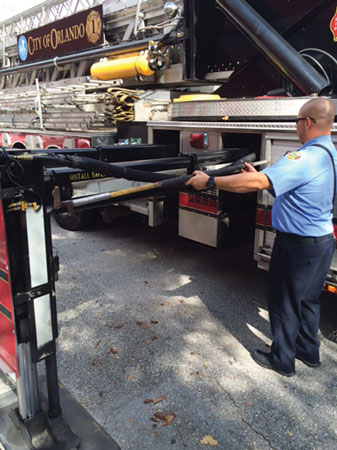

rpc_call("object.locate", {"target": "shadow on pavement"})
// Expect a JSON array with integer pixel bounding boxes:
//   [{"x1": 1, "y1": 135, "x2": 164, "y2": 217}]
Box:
[{"x1": 51, "y1": 215, "x2": 337, "y2": 450}]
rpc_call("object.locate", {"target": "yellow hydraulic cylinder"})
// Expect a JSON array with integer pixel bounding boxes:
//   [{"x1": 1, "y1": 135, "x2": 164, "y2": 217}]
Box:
[{"x1": 91, "y1": 53, "x2": 155, "y2": 80}]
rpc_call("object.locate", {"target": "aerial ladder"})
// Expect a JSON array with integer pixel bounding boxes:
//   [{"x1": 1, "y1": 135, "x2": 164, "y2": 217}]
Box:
[{"x1": 0, "y1": 1, "x2": 337, "y2": 447}]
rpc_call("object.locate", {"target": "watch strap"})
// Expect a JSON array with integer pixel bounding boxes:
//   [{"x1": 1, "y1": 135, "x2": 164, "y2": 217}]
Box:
[{"x1": 206, "y1": 175, "x2": 216, "y2": 190}]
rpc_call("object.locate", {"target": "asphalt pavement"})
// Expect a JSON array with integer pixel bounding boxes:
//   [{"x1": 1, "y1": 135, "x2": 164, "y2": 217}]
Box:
[
  {"x1": 48, "y1": 213, "x2": 337, "y2": 450},
  {"x1": 3, "y1": 213, "x2": 336, "y2": 450}
]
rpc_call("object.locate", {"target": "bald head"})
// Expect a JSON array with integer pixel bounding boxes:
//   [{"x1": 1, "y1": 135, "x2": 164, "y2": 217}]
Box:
[
  {"x1": 300, "y1": 98, "x2": 335, "y2": 131},
  {"x1": 296, "y1": 98, "x2": 335, "y2": 144}
]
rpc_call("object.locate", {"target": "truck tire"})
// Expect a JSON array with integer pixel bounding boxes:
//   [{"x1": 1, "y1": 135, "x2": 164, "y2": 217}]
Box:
[{"x1": 53, "y1": 210, "x2": 97, "y2": 231}]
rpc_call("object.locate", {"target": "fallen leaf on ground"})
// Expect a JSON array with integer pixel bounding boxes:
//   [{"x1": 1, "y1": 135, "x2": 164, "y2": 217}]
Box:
[
  {"x1": 136, "y1": 321, "x2": 149, "y2": 329},
  {"x1": 128, "y1": 419, "x2": 134, "y2": 423},
  {"x1": 144, "y1": 399, "x2": 153, "y2": 404},
  {"x1": 107, "y1": 347, "x2": 118, "y2": 354},
  {"x1": 153, "y1": 395, "x2": 166, "y2": 404},
  {"x1": 162, "y1": 414, "x2": 175, "y2": 426},
  {"x1": 228, "y1": 360, "x2": 233, "y2": 365},
  {"x1": 151, "y1": 336, "x2": 158, "y2": 341},
  {"x1": 98, "y1": 391, "x2": 103, "y2": 398},
  {"x1": 286, "y1": 431, "x2": 294, "y2": 437},
  {"x1": 150, "y1": 416, "x2": 161, "y2": 423},
  {"x1": 153, "y1": 410, "x2": 166, "y2": 420},
  {"x1": 154, "y1": 410, "x2": 172, "y2": 420},
  {"x1": 126, "y1": 375, "x2": 131, "y2": 380},
  {"x1": 243, "y1": 402, "x2": 249, "y2": 407},
  {"x1": 152, "y1": 410, "x2": 176, "y2": 426},
  {"x1": 150, "y1": 320, "x2": 159, "y2": 324},
  {"x1": 203, "y1": 363, "x2": 208, "y2": 370},
  {"x1": 200, "y1": 435, "x2": 218, "y2": 446}
]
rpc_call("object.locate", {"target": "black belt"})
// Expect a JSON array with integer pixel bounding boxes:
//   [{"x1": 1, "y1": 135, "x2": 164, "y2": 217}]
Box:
[{"x1": 276, "y1": 231, "x2": 333, "y2": 243}]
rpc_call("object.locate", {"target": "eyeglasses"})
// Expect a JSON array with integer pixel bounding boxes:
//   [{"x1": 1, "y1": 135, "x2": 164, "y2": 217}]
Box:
[{"x1": 294, "y1": 116, "x2": 316, "y2": 124}]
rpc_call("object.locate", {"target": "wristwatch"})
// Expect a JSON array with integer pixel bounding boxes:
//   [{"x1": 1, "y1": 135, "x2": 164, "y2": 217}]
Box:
[{"x1": 206, "y1": 175, "x2": 216, "y2": 190}]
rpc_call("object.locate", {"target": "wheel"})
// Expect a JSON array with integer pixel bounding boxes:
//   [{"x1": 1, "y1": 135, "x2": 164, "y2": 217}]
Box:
[{"x1": 53, "y1": 210, "x2": 97, "y2": 231}]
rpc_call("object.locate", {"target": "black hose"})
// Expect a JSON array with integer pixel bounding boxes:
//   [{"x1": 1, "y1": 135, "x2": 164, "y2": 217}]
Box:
[
  {"x1": 56, "y1": 152, "x2": 257, "y2": 211},
  {"x1": 159, "y1": 152, "x2": 256, "y2": 190},
  {"x1": 0, "y1": 146, "x2": 43, "y2": 209},
  {"x1": 27, "y1": 151, "x2": 256, "y2": 185},
  {"x1": 208, "y1": 153, "x2": 256, "y2": 176},
  {"x1": 15, "y1": 151, "x2": 256, "y2": 194},
  {"x1": 215, "y1": 0, "x2": 330, "y2": 95},
  {"x1": 33, "y1": 154, "x2": 175, "y2": 181}
]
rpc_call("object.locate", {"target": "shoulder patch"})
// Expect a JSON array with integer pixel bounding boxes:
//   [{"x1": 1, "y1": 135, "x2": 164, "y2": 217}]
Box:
[{"x1": 286, "y1": 151, "x2": 302, "y2": 160}]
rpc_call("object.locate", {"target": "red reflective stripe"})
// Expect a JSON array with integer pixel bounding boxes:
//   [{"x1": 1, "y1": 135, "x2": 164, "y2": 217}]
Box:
[
  {"x1": 179, "y1": 192, "x2": 218, "y2": 214},
  {"x1": 255, "y1": 208, "x2": 272, "y2": 227}
]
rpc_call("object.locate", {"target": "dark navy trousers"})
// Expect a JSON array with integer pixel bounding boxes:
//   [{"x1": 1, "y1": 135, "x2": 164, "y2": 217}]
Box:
[{"x1": 267, "y1": 233, "x2": 335, "y2": 373}]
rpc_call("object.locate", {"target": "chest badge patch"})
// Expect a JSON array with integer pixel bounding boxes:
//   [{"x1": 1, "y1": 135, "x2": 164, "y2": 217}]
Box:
[{"x1": 287, "y1": 151, "x2": 302, "y2": 160}]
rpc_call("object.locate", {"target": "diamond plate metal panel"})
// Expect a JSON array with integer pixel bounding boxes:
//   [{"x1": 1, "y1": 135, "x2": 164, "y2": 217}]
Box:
[
  {"x1": 171, "y1": 98, "x2": 337, "y2": 121},
  {"x1": 150, "y1": 120, "x2": 337, "y2": 133}
]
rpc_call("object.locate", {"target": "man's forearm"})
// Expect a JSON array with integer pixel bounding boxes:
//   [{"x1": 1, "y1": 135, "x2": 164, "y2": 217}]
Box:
[{"x1": 214, "y1": 172, "x2": 271, "y2": 193}]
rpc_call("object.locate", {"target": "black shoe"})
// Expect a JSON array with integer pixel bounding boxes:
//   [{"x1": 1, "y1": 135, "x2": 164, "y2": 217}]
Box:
[
  {"x1": 295, "y1": 354, "x2": 321, "y2": 368},
  {"x1": 251, "y1": 350, "x2": 296, "y2": 377}
]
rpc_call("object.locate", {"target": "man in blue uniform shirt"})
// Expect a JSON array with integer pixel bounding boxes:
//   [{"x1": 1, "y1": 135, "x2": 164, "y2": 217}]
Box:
[{"x1": 186, "y1": 98, "x2": 336, "y2": 377}]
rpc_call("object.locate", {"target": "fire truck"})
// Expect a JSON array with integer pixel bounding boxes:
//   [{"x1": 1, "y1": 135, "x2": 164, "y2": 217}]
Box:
[
  {"x1": 0, "y1": 1, "x2": 336, "y2": 447},
  {"x1": 1, "y1": 0, "x2": 337, "y2": 290}
]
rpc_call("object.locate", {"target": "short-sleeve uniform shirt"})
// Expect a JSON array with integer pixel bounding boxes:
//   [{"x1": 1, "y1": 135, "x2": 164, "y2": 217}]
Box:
[{"x1": 262, "y1": 135, "x2": 337, "y2": 237}]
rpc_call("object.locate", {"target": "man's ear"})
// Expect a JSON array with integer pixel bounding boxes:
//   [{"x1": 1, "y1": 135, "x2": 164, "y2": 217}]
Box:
[{"x1": 304, "y1": 117, "x2": 312, "y2": 129}]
